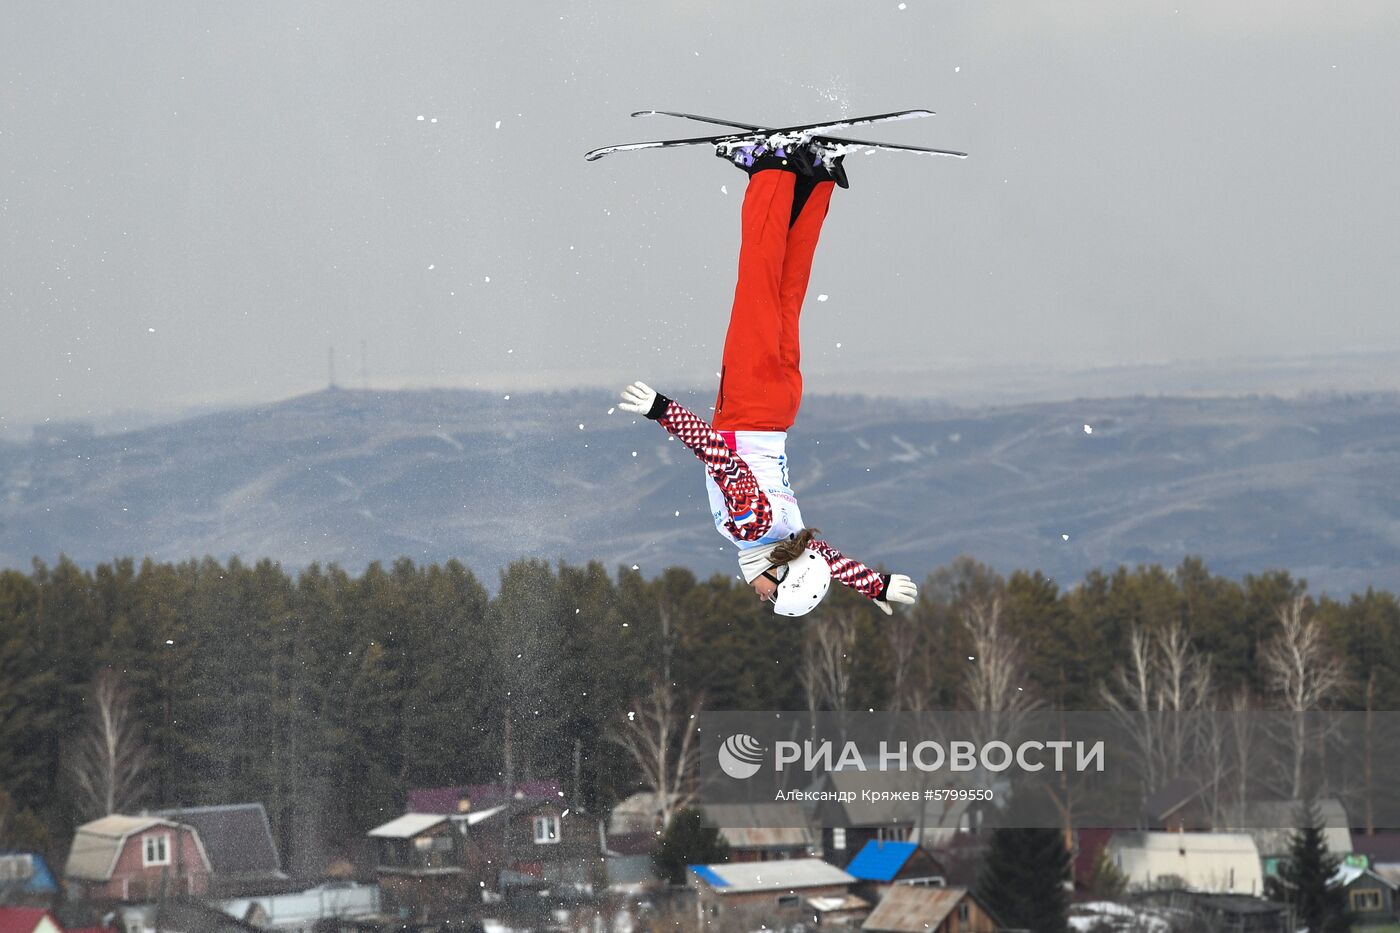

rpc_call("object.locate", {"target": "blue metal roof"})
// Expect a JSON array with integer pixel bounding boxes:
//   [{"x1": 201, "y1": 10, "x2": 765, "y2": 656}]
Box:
[
  {"x1": 688, "y1": 864, "x2": 730, "y2": 888},
  {"x1": 845, "y1": 840, "x2": 917, "y2": 882},
  {"x1": 0, "y1": 852, "x2": 58, "y2": 894}
]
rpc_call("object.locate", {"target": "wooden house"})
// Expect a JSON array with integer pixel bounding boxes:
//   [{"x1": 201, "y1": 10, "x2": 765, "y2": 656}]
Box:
[
  {"x1": 63, "y1": 816, "x2": 211, "y2": 902},
  {"x1": 862, "y1": 886, "x2": 1000, "y2": 933},
  {"x1": 700, "y1": 803, "x2": 817, "y2": 863},
  {"x1": 155, "y1": 804, "x2": 288, "y2": 895},
  {"x1": 689, "y1": 858, "x2": 858, "y2": 926},
  {"x1": 1334, "y1": 863, "x2": 1398, "y2": 923},
  {"x1": 367, "y1": 812, "x2": 476, "y2": 916}
]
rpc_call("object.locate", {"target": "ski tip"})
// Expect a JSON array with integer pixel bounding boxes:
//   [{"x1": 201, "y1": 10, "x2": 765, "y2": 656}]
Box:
[{"x1": 630, "y1": 110, "x2": 660, "y2": 118}]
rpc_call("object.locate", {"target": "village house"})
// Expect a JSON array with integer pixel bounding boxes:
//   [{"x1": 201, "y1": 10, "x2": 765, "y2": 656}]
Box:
[
  {"x1": 1104, "y1": 831, "x2": 1265, "y2": 895},
  {"x1": 1333, "y1": 862, "x2": 1399, "y2": 923},
  {"x1": 0, "y1": 854, "x2": 59, "y2": 907},
  {"x1": 63, "y1": 816, "x2": 211, "y2": 903},
  {"x1": 699, "y1": 803, "x2": 817, "y2": 863},
  {"x1": 689, "y1": 858, "x2": 861, "y2": 927},
  {"x1": 843, "y1": 840, "x2": 948, "y2": 900},
  {"x1": 367, "y1": 812, "x2": 478, "y2": 916},
  {"x1": 481, "y1": 796, "x2": 598, "y2": 895},
  {"x1": 155, "y1": 804, "x2": 289, "y2": 896},
  {"x1": 370, "y1": 793, "x2": 597, "y2": 914},
  {"x1": 861, "y1": 886, "x2": 1000, "y2": 933}
]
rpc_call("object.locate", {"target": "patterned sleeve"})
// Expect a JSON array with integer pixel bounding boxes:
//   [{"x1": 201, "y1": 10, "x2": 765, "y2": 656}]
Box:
[
  {"x1": 655, "y1": 400, "x2": 773, "y2": 542},
  {"x1": 808, "y1": 539, "x2": 888, "y2": 602}
]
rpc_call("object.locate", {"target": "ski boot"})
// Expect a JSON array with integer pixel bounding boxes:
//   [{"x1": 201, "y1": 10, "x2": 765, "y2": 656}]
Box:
[
  {"x1": 805, "y1": 142, "x2": 850, "y2": 189},
  {"x1": 717, "y1": 138, "x2": 806, "y2": 176}
]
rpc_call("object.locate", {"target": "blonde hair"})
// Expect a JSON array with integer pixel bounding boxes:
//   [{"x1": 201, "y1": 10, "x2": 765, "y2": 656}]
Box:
[{"x1": 768, "y1": 527, "x2": 819, "y2": 566}]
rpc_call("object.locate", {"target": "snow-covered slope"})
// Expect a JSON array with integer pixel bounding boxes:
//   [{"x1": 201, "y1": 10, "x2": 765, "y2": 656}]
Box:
[{"x1": 2, "y1": 388, "x2": 1397, "y2": 595}]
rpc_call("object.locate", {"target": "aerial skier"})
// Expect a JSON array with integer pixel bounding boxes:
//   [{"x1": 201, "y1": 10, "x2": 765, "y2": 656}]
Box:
[{"x1": 617, "y1": 143, "x2": 920, "y2": 617}]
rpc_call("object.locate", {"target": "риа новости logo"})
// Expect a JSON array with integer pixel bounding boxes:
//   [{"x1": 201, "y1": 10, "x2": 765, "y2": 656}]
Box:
[{"x1": 717, "y1": 733, "x2": 765, "y2": 779}]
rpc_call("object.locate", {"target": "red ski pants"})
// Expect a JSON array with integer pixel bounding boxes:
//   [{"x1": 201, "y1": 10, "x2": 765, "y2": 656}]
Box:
[{"x1": 712, "y1": 169, "x2": 835, "y2": 432}]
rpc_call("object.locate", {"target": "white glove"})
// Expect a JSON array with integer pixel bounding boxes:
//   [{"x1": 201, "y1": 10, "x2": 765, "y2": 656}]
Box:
[
  {"x1": 874, "y1": 574, "x2": 918, "y2": 616},
  {"x1": 618, "y1": 381, "x2": 658, "y2": 415}
]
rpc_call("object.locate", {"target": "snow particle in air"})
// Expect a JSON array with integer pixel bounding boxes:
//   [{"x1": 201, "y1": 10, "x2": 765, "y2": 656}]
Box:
[
  {"x1": 495, "y1": 120, "x2": 502, "y2": 129},
  {"x1": 955, "y1": 66, "x2": 961, "y2": 73},
  {"x1": 817, "y1": 294, "x2": 829, "y2": 302},
  {"x1": 836, "y1": 342, "x2": 842, "y2": 349},
  {"x1": 1062, "y1": 533, "x2": 1070, "y2": 541},
  {"x1": 416, "y1": 115, "x2": 425, "y2": 121},
  {"x1": 674, "y1": 510, "x2": 680, "y2": 517},
  {"x1": 631, "y1": 451, "x2": 638, "y2": 457},
  {"x1": 503, "y1": 394, "x2": 511, "y2": 400},
  {"x1": 484, "y1": 275, "x2": 491, "y2": 283},
  {"x1": 898, "y1": 2, "x2": 907, "y2": 8},
  {"x1": 607, "y1": 407, "x2": 615, "y2": 415},
  {"x1": 631, "y1": 564, "x2": 640, "y2": 571},
  {"x1": 1083, "y1": 424, "x2": 1093, "y2": 434},
  {"x1": 578, "y1": 424, "x2": 585, "y2": 430},
  {"x1": 721, "y1": 184, "x2": 728, "y2": 195},
  {"x1": 147, "y1": 327, "x2": 155, "y2": 333},
  {"x1": 427, "y1": 264, "x2": 435, "y2": 270}
]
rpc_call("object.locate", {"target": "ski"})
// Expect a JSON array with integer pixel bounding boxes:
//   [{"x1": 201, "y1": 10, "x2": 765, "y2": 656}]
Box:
[
  {"x1": 627, "y1": 110, "x2": 966, "y2": 157},
  {"x1": 584, "y1": 109, "x2": 937, "y2": 161},
  {"x1": 630, "y1": 110, "x2": 765, "y2": 132},
  {"x1": 812, "y1": 136, "x2": 967, "y2": 159}
]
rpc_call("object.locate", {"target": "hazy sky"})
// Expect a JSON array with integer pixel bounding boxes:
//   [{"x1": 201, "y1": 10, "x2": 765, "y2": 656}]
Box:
[{"x1": 4, "y1": 1, "x2": 1399, "y2": 435}]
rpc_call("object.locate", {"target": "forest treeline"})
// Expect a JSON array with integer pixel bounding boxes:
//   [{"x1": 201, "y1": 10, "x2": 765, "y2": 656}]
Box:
[{"x1": 2, "y1": 553, "x2": 1399, "y2": 874}]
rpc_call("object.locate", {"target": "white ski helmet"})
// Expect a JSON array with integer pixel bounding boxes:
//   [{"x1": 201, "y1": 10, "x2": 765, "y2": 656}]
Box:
[{"x1": 770, "y1": 549, "x2": 832, "y2": 617}]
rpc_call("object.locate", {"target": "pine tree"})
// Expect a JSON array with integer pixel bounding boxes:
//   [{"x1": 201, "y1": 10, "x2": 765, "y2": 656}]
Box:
[
  {"x1": 651, "y1": 807, "x2": 728, "y2": 885},
  {"x1": 976, "y1": 822, "x2": 1070, "y2": 933},
  {"x1": 1276, "y1": 798, "x2": 1350, "y2": 932}
]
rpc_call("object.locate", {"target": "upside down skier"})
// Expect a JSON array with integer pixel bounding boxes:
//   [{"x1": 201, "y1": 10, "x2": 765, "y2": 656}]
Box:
[{"x1": 618, "y1": 144, "x2": 919, "y2": 618}]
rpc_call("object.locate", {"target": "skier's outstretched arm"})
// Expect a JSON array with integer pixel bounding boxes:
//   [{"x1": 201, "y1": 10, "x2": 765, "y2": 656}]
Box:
[
  {"x1": 807, "y1": 538, "x2": 919, "y2": 615},
  {"x1": 618, "y1": 382, "x2": 771, "y2": 541}
]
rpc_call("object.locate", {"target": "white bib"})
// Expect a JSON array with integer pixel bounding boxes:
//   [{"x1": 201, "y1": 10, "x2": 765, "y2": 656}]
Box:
[{"x1": 705, "y1": 430, "x2": 805, "y2": 549}]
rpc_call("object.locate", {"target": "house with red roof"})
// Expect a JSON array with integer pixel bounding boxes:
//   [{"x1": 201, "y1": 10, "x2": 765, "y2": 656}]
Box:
[{"x1": 0, "y1": 908, "x2": 63, "y2": 933}]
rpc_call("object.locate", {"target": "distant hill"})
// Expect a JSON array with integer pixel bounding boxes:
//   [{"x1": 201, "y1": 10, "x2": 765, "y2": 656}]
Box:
[{"x1": 2, "y1": 387, "x2": 1397, "y2": 596}]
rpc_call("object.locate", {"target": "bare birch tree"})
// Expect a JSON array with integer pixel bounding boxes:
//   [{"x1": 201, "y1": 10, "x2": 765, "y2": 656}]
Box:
[
  {"x1": 959, "y1": 597, "x2": 1039, "y2": 736},
  {"x1": 800, "y1": 611, "x2": 858, "y2": 713},
  {"x1": 1100, "y1": 622, "x2": 1213, "y2": 804},
  {"x1": 885, "y1": 619, "x2": 922, "y2": 713},
  {"x1": 610, "y1": 679, "x2": 702, "y2": 828},
  {"x1": 1260, "y1": 596, "x2": 1346, "y2": 798},
  {"x1": 70, "y1": 669, "x2": 151, "y2": 819}
]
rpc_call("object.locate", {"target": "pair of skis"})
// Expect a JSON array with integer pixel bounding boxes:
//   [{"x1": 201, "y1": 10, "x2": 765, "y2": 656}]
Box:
[{"x1": 583, "y1": 108, "x2": 967, "y2": 162}]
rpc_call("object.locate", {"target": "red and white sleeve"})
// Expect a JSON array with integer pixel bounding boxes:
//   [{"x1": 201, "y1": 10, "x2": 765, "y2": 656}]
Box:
[
  {"x1": 808, "y1": 539, "x2": 888, "y2": 602},
  {"x1": 653, "y1": 399, "x2": 773, "y2": 542}
]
